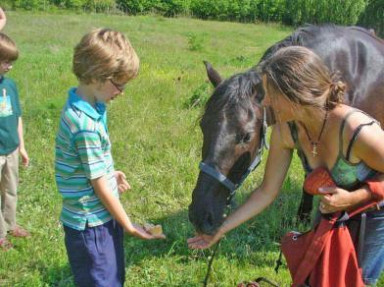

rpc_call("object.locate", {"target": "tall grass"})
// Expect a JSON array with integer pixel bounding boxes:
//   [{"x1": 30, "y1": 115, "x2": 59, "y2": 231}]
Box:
[{"x1": 1, "y1": 11, "x2": 381, "y2": 287}]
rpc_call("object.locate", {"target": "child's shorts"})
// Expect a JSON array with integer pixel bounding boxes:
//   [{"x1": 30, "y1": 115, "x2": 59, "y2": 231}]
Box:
[{"x1": 64, "y1": 219, "x2": 125, "y2": 287}]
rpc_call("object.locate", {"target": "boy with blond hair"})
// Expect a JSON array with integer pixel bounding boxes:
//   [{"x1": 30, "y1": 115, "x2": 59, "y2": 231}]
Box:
[
  {"x1": 55, "y1": 28, "x2": 164, "y2": 287},
  {"x1": 0, "y1": 32, "x2": 30, "y2": 251}
]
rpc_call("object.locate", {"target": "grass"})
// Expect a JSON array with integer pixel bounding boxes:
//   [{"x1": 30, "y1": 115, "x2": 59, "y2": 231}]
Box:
[{"x1": 1, "y1": 11, "x2": 381, "y2": 287}]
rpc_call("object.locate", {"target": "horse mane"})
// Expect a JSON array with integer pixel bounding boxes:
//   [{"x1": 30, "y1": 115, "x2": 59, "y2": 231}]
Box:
[
  {"x1": 259, "y1": 24, "x2": 384, "y2": 62},
  {"x1": 348, "y1": 26, "x2": 384, "y2": 44},
  {"x1": 203, "y1": 69, "x2": 262, "y2": 121},
  {"x1": 258, "y1": 26, "x2": 307, "y2": 62},
  {"x1": 203, "y1": 24, "x2": 383, "y2": 120}
]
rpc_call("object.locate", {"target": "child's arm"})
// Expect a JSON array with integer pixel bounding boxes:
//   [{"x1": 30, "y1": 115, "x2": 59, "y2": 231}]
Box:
[
  {"x1": 91, "y1": 176, "x2": 164, "y2": 240},
  {"x1": 0, "y1": 7, "x2": 6, "y2": 31},
  {"x1": 18, "y1": 117, "x2": 29, "y2": 166}
]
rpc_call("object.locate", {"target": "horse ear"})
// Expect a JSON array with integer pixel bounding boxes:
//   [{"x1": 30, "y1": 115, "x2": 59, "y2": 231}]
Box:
[
  {"x1": 204, "y1": 61, "x2": 222, "y2": 87},
  {"x1": 369, "y1": 28, "x2": 376, "y2": 36},
  {"x1": 249, "y1": 69, "x2": 264, "y2": 103}
]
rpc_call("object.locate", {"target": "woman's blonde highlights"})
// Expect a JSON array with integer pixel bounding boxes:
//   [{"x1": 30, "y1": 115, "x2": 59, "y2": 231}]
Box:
[{"x1": 261, "y1": 46, "x2": 345, "y2": 110}]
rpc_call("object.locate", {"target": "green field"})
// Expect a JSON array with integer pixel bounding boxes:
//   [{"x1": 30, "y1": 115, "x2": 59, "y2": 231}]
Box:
[{"x1": 1, "y1": 11, "x2": 380, "y2": 287}]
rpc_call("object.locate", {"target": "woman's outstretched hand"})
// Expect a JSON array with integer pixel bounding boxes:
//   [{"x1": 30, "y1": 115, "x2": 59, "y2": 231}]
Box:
[{"x1": 187, "y1": 232, "x2": 222, "y2": 249}]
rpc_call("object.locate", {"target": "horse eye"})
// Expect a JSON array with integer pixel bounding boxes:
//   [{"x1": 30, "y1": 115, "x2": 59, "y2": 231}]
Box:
[{"x1": 237, "y1": 133, "x2": 252, "y2": 144}]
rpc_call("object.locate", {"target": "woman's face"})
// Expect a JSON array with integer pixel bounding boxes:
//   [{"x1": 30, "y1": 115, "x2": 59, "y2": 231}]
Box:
[{"x1": 262, "y1": 75, "x2": 296, "y2": 123}]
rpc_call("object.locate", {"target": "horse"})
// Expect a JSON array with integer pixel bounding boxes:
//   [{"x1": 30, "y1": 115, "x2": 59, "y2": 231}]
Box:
[{"x1": 188, "y1": 25, "x2": 384, "y2": 235}]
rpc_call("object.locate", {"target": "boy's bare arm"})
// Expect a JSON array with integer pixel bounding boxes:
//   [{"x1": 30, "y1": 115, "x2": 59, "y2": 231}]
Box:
[
  {"x1": 91, "y1": 176, "x2": 164, "y2": 239},
  {"x1": 0, "y1": 7, "x2": 6, "y2": 31}
]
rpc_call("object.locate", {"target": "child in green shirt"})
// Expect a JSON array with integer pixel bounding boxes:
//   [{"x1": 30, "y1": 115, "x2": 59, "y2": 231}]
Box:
[{"x1": 0, "y1": 32, "x2": 30, "y2": 251}]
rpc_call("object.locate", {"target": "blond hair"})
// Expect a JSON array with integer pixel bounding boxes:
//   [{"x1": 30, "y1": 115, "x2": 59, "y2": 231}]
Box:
[
  {"x1": 260, "y1": 46, "x2": 345, "y2": 110},
  {"x1": 73, "y1": 28, "x2": 139, "y2": 84},
  {"x1": 0, "y1": 32, "x2": 18, "y2": 62}
]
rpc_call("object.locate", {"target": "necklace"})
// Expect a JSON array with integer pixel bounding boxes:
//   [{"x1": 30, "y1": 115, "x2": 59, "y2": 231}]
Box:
[{"x1": 301, "y1": 111, "x2": 328, "y2": 157}]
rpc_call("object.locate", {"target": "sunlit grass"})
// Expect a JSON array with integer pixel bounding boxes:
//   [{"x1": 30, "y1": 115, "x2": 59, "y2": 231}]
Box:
[{"x1": 3, "y1": 11, "x2": 379, "y2": 287}]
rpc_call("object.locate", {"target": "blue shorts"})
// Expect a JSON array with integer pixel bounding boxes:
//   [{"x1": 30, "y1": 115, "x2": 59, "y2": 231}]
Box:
[
  {"x1": 348, "y1": 209, "x2": 384, "y2": 286},
  {"x1": 63, "y1": 220, "x2": 125, "y2": 287}
]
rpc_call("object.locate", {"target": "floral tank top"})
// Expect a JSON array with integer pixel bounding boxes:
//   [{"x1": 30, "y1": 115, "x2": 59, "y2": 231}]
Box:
[{"x1": 288, "y1": 110, "x2": 379, "y2": 190}]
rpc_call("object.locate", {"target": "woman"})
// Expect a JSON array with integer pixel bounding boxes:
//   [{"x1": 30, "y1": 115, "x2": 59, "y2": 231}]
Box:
[{"x1": 188, "y1": 46, "x2": 384, "y2": 285}]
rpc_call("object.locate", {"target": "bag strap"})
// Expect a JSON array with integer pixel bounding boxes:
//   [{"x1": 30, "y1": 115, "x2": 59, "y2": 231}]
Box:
[
  {"x1": 338, "y1": 200, "x2": 381, "y2": 222},
  {"x1": 292, "y1": 213, "x2": 339, "y2": 285}
]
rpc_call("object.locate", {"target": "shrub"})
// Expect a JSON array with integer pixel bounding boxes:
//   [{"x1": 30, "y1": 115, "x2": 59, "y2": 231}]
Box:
[
  {"x1": 4, "y1": 0, "x2": 374, "y2": 30},
  {"x1": 187, "y1": 33, "x2": 205, "y2": 51},
  {"x1": 116, "y1": 0, "x2": 158, "y2": 14},
  {"x1": 11, "y1": 0, "x2": 53, "y2": 10},
  {"x1": 190, "y1": 0, "x2": 220, "y2": 19},
  {"x1": 358, "y1": 0, "x2": 384, "y2": 38},
  {"x1": 283, "y1": 0, "x2": 366, "y2": 26},
  {"x1": 184, "y1": 82, "x2": 210, "y2": 109},
  {"x1": 83, "y1": 0, "x2": 116, "y2": 12},
  {"x1": 155, "y1": 0, "x2": 191, "y2": 17}
]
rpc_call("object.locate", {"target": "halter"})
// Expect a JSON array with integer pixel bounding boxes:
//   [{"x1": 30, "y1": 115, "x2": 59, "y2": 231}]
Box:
[{"x1": 199, "y1": 107, "x2": 270, "y2": 204}]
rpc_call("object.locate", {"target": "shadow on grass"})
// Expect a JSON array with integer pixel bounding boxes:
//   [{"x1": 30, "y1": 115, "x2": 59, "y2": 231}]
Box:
[
  {"x1": 122, "y1": 186, "x2": 308, "y2": 270},
  {"x1": 37, "y1": 179, "x2": 307, "y2": 286}
]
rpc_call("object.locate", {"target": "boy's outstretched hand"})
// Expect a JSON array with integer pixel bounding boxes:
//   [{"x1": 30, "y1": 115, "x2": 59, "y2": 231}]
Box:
[
  {"x1": 115, "y1": 170, "x2": 131, "y2": 193},
  {"x1": 129, "y1": 223, "x2": 166, "y2": 240}
]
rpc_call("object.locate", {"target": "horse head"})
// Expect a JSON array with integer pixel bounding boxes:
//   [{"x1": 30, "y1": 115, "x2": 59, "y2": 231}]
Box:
[{"x1": 188, "y1": 62, "x2": 270, "y2": 234}]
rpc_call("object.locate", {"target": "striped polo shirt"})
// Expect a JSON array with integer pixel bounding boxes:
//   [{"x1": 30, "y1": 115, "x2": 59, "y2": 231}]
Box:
[{"x1": 55, "y1": 88, "x2": 118, "y2": 230}]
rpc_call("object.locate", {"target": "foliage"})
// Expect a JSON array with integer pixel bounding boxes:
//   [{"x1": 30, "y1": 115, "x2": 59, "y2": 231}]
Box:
[
  {"x1": 1, "y1": 12, "x2": 297, "y2": 286},
  {"x1": 4, "y1": 0, "x2": 375, "y2": 29},
  {"x1": 184, "y1": 82, "x2": 210, "y2": 108},
  {"x1": 188, "y1": 0, "x2": 366, "y2": 25},
  {"x1": 7, "y1": 0, "x2": 115, "y2": 12},
  {"x1": 2, "y1": 11, "x2": 383, "y2": 287},
  {"x1": 283, "y1": 0, "x2": 367, "y2": 26},
  {"x1": 155, "y1": 0, "x2": 191, "y2": 17},
  {"x1": 82, "y1": 0, "x2": 116, "y2": 12},
  {"x1": 9, "y1": 0, "x2": 52, "y2": 11},
  {"x1": 116, "y1": 0, "x2": 156, "y2": 14},
  {"x1": 358, "y1": 0, "x2": 384, "y2": 38},
  {"x1": 187, "y1": 32, "x2": 205, "y2": 51}
]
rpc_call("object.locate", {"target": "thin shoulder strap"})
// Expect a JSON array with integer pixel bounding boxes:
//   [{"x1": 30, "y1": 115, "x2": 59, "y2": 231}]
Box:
[
  {"x1": 340, "y1": 109, "x2": 381, "y2": 161},
  {"x1": 345, "y1": 120, "x2": 377, "y2": 161},
  {"x1": 338, "y1": 110, "x2": 360, "y2": 154}
]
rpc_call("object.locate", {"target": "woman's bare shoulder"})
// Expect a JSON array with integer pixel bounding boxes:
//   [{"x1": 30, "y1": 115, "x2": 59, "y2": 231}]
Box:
[{"x1": 334, "y1": 104, "x2": 380, "y2": 137}]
